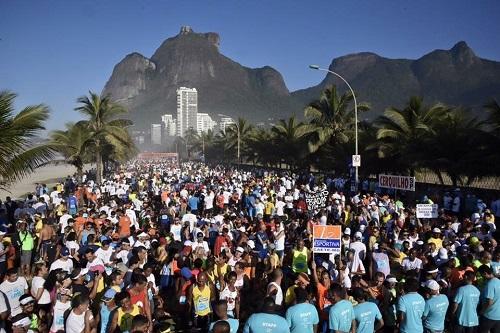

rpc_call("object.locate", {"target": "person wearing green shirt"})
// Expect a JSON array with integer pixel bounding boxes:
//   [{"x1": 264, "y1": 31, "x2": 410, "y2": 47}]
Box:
[
  {"x1": 17, "y1": 221, "x2": 34, "y2": 276},
  {"x1": 478, "y1": 265, "x2": 500, "y2": 333}
]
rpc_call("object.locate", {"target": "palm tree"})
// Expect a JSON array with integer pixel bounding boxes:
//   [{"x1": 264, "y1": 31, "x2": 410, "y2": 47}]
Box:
[
  {"x1": 373, "y1": 96, "x2": 448, "y2": 175},
  {"x1": 223, "y1": 118, "x2": 254, "y2": 163},
  {"x1": 484, "y1": 98, "x2": 500, "y2": 136},
  {"x1": 271, "y1": 116, "x2": 308, "y2": 169},
  {"x1": 48, "y1": 123, "x2": 92, "y2": 182},
  {"x1": 304, "y1": 85, "x2": 369, "y2": 153},
  {"x1": 0, "y1": 91, "x2": 54, "y2": 189},
  {"x1": 75, "y1": 92, "x2": 134, "y2": 183},
  {"x1": 245, "y1": 128, "x2": 279, "y2": 167},
  {"x1": 424, "y1": 109, "x2": 489, "y2": 186}
]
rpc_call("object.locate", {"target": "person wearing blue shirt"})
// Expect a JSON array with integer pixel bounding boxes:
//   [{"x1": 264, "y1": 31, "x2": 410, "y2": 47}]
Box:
[
  {"x1": 329, "y1": 284, "x2": 355, "y2": 333},
  {"x1": 397, "y1": 278, "x2": 425, "y2": 333},
  {"x1": 188, "y1": 195, "x2": 199, "y2": 215},
  {"x1": 352, "y1": 287, "x2": 383, "y2": 333},
  {"x1": 285, "y1": 288, "x2": 319, "y2": 333},
  {"x1": 423, "y1": 280, "x2": 449, "y2": 333},
  {"x1": 210, "y1": 300, "x2": 239, "y2": 333},
  {"x1": 243, "y1": 297, "x2": 290, "y2": 333},
  {"x1": 478, "y1": 265, "x2": 500, "y2": 332},
  {"x1": 451, "y1": 270, "x2": 480, "y2": 332}
]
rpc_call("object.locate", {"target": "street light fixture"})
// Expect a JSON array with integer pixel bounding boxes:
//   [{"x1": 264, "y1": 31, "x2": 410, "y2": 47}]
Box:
[
  {"x1": 309, "y1": 64, "x2": 359, "y2": 187},
  {"x1": 218, "y1": 113, "x2": 240, "y2": 166}
]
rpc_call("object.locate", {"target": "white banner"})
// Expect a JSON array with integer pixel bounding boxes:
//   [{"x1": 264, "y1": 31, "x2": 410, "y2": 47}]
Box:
[
  {"x1": 416, "y1": 204, "x2": 439, "y2": 218},
  {"x1": 378, "y1": 174, "x2": 416, "y2": 191}
]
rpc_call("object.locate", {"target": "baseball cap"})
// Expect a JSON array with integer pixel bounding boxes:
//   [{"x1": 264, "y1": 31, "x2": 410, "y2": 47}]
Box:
[
  {"x1": 236, "y1": 247, "x2": 244, "y2": 253},
  {"x1": 102, "y1": 289, "x2": 117, "y2": 302},
  {"x1": 354, "y1": 231, "x2": 363, "y2": 239},
  {"x1": 432, "y1": 228, "x2": 441, "y2": 233},
  {"x1": 0, "y1": 231, "x2": 6, "y2": 236},
  {"x1": 344, "y1": 228, "x2": 351, "y2": 235},
  {"x1": 61, "y1": 247, "x2": 70, "y2": 256},
  {"x1": 425, "y1": 279, "x2": 440, "y2": 291}
]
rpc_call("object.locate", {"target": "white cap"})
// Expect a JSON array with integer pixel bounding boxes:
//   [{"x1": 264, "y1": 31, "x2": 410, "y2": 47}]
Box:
[
  {"x1": 373, "y1": 243, "x2": 379, "y2": 250},
  {"x1": 359, "y1": 225, "x2": 366, "y2": 232},
  {"x1": 432, "y1": 228, "x2": 441, "y2": 233},
  {"x1": 425, "y1": 279, "x2": 440, "y2": 291},
  {"x1": 236, "y1": 247, "x2": 244, "y2": 253},
  {"x1": 184, "y1": 240, "x2": 193, "y2": 247},
  {"x1": 438, "y1": 248, "x2": 448, "y2": 260},
  {"x1": 247, "y1": 240, "x2": 255, "y2": 249},
  {"x1": 472, "y1": 213, "x2": 480, "y2": 220},
  {"x1": 344, "y1": 228, "x2": 351, "y2": 235},
  {"x1": 137, "y1": 232, "x2": 148, "y2": 238},
  {"x1": 354, "y1": 231, "x2": 363, "y2": 239},
  {"x1": 0, "y1": 231, "x2": 6, "y2": 236},
  {"x1": 370, "y1": 201, "x2": 377, "y2": 206},
  {"x1": 386, "y1": 277, "x2": 397, "y2": 284}
]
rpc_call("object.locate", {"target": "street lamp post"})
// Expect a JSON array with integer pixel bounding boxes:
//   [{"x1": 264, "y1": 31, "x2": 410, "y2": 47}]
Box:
[
  {"x1": 309, "y1": 64, "x2": 359, "y2": 187},
  {"x1": 218, "y1": 114, "x2": 240, "y2": 167}
]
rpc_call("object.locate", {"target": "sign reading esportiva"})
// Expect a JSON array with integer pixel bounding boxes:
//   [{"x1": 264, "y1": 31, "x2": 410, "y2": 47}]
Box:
[
  {"x1": 313, "y1": 225, "x2": 342, "y2": 254},
  {"x1": 378, "y1": 174, "x2": 416, "y2": 191}
]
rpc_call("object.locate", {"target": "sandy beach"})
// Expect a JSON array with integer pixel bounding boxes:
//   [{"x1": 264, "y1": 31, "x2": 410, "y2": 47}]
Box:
[{"x1": 0, "y1": 164, "x2": 89, "y2": 199}]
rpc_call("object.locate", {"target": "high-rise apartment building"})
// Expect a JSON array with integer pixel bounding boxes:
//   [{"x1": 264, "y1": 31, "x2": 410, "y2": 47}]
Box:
[
  {"x1": 151, "y1": 123, "x2": 162, "y2": 145},
  {"x1": 197, "y1": 113, "x2": 217, "y2": 134},
  {"x1": 219, "y1": 117, "x2": 235, "y2": 133},
  {"x1": 161, "y1": 114, "x2": 177, "y2": 137},
  {"x1": 176, "y1": 87, "x2": 198, "y2": 137}
]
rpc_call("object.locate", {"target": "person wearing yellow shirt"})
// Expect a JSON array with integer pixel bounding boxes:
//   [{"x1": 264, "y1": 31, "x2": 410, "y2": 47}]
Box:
[
  {"x1": 428, "y1": 228, "x2": 443, "y2": 249},
  {"x1": 264, "y1": 199, "x2": 275, "y2": 222}
]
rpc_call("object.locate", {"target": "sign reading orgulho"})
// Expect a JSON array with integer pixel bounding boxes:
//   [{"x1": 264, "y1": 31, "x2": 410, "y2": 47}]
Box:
[
  {"x1": 313, "y1": 225, "x2": 342, "y2": 254},
  {"x1": 378, "y1": 174, "x2": 416, "y2": 191}
]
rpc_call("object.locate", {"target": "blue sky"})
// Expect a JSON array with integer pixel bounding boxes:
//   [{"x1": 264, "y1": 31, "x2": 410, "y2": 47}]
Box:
[{"x1": 1, "y1": 0, "x2": 500, "y2": 130}]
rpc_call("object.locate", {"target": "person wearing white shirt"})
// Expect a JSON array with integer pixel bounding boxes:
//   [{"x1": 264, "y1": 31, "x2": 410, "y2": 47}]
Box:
[
  {"x1": 50, "y1": 247, "x2": 74, "y2": 272},
  {"x1": 182, "y1": 211, "x2": 197, "y2": 232},
  {"x1": 59, "y1": 213, "x2": 73, "y2": 234},
  {"x1": 0, "y1": 269, "x2": 29, "y2": 316},
  {"x1": 349, "y1": 232, "x2": 367, "y2": 275}
]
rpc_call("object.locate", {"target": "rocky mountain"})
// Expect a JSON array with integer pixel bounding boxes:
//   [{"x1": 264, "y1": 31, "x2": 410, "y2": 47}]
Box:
[
  {"x1": 293, "y1": 41, "x2": 500, "y2": 119},
  {"x1": 103, "y1": 26, "x2": 301, "y2": 129},
  {"x1": 103, "y1": 27, "x2": 500, "y2": 128}
]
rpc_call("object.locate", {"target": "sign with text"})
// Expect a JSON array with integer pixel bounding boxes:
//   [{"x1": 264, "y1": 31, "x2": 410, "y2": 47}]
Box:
[
  {"x1": 304, "y1": 190, "x2": 329, "y2": 211},
  {"x1": 313, "y1": 225, "x2": 342, "y2": 254},
  {"x1": 379, "y1": 174, "x2": 416, "y2": 191},
  {"x1": 352, "y1": 154, "x2": 361, "y2": 167},
  {"x1": 416, "y1": 204, "x2": 439, "y2": 218}
]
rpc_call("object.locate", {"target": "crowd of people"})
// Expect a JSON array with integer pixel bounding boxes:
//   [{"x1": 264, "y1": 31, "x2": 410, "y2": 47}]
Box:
[{"x1": 0, "y1": 159, "x2": 498, "y2": 333}]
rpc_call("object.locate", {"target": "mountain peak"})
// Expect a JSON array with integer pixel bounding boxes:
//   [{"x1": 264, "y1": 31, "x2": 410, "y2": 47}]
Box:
[
  {"x1": 450, "y1": 40, "x2": 477, "y2": 65},
  {"x1": 179, "y1": 25, "x2": 194, "y2": 35}
]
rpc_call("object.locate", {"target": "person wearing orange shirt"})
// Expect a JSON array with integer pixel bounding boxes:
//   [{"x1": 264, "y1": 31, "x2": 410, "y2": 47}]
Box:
[{"x1": 118, "y1": 209, "x2": 131, "y2": 238}]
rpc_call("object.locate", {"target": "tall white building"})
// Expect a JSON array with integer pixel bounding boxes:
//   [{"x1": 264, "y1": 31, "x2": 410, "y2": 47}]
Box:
[
  {"x1": 161, "y1": 114, "x2": 177, "y2": 137},
  {"x1": 219, "y1": 117, "x2": 235, "y2": 133},
  {"x1": 176, "y1": 87, "x2": 198, "y2": 137},
  {"x1": 197, "y1": 113, "x2": 217, "y2": 134},
  {"x1": 151, "y1": 124, "x2": 162, "y2": 145}
]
